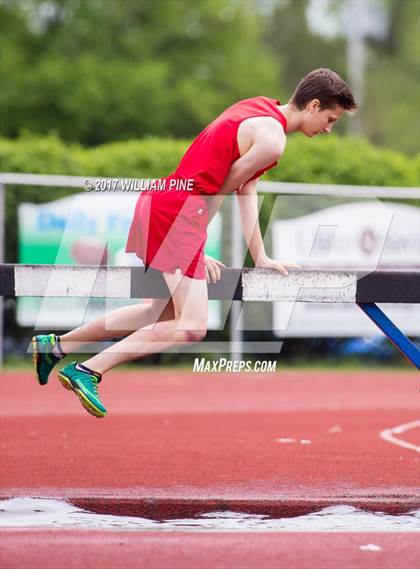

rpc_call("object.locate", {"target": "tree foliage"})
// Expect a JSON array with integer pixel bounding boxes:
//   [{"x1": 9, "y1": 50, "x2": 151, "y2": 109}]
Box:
[
  {"x1": 265, "y1": 0, "x2": 419, "y2": 154},
  {"x1": 365, "y1": 0, "x2": 420, "y2": 154},
  {"x1": 0, "y1": 0, "x2": 279, "y2": 144},
  {"x1": 0, "y1": 0, "x2": 418, "y2": 154}
]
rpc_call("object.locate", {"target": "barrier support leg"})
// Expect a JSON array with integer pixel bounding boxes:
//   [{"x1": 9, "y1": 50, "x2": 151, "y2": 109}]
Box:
[{"x1": 357, "y1": 302, "x2": 420, "y2": 370}]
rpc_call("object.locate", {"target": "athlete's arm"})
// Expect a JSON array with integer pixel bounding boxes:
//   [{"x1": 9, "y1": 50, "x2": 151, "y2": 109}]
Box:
[
  {"x1": 235, "y1": 120, "x2": 300, "y2": 276},
  {"x1": 207, "y1": 194, "x2": 225, "y2": 224},
  {"x1": 236, "y1": 178, "x2": 267, "y2": 267},
  {"x1": 237, "y1": 180, "x2": 301, "y2": 277},
  {"x1": 219, "y1": 119, "x2": 286, "y2": 195}
]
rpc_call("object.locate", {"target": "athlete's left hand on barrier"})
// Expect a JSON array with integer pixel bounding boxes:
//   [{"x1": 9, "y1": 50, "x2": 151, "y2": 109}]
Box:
[
  {"x1": 204, "y1": 255, "x2": 226, "y2": 284},
  {"x1": 255, "y1": 255, "x2": 301, "y2": 277}
]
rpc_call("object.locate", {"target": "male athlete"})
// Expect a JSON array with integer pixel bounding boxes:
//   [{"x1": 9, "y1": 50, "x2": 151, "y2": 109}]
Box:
[{"x1": 32, "y1": 68, "x2": 357, "y2": 418}]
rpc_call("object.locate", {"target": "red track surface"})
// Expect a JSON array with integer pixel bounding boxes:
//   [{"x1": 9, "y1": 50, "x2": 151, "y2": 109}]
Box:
[
  {"x1": 2, "y1": 530, "x2": 419, "y2": 569},
  {"x1": 1, "y1": 369, "x2": 419, "y2": 568}
]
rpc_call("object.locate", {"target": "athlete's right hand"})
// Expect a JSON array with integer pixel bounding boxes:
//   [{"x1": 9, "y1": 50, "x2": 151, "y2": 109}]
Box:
[
  {"x1": 255, "y1": 255, "x2": 301, "y2": 277},
  {"x1": 204, "y1": 255, "x2": 226, "y2": 284}
]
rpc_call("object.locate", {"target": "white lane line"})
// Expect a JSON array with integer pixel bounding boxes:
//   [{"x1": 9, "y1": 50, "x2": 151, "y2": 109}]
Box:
[{"x1": 379, "y1": 420, "x2": 420, "y2": 453}]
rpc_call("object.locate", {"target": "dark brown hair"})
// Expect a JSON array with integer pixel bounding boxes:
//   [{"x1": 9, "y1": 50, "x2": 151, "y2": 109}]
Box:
[{"x1": 290, "y1": 68, "x2": 357, "y2": 111}]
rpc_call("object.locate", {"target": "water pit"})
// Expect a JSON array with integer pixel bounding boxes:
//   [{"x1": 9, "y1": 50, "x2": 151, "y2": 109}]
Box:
[{"x1": 1, "y1": 497, "x2": 419, "y2": 532}]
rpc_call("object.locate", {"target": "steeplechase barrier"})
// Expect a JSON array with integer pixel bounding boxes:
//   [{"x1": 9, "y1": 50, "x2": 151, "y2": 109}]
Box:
[{"x1": 1, "y1": 264, "x2": 419, "y2": 369}]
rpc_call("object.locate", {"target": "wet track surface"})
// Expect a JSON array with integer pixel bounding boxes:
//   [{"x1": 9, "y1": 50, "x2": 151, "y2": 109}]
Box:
[{"x1": 1, "y1": 369, "x2": 419, "y2": 568}]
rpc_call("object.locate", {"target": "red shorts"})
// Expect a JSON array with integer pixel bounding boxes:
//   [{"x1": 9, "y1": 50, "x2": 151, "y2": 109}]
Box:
[{"x1": 125, "y1": 182, "x2": 209, "y2": 280}]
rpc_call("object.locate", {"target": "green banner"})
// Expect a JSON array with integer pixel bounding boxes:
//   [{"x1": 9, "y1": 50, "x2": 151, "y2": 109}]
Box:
[{"x1": 18, "y1": 192, "x2": 221, "y2": 330}]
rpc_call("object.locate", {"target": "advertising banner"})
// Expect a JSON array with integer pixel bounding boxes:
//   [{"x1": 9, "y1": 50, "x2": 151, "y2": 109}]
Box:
[
  {"x1": 17, "y1": 192, "x2": 222, "y2": 330},
  {"x1": 272, "y1": 201, "x2": 420, "y2": 337}
]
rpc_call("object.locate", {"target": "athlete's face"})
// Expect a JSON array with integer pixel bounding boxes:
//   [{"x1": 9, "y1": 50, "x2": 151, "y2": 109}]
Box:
[{"x1": 301, "y1": 100, "x2": 345, "y2": 137}]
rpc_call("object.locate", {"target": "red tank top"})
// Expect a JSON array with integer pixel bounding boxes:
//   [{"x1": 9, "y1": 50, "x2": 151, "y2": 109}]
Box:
[{"x1": 172, "y1": 96, "x2": 287, "y2": 195}]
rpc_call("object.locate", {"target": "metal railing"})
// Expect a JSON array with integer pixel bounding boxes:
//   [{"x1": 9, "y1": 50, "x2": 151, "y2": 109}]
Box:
[{"x1": 1, "y1": 172, "x2": 419, "y2": 366}]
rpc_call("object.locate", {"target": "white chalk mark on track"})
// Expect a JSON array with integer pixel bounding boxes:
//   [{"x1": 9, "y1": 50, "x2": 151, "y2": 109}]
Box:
[
  {"x1": 379, "y1": 420, "x2": 420, "y2": 453},
  {"x1": 274, "y1": 438, "x2": 312, "y2": 445},
  {"x1": 359, "y1": 544, "x2": 382, "y2": 552}
]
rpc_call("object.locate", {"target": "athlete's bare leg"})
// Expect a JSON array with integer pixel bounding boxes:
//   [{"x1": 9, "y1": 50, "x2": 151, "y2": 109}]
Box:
[
  {"x1": 58, "y1": 298, "x2": 175, "y2": 354},
  {"x1": 81, "y1": 271, "x2": 208, "y2": 374}
]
